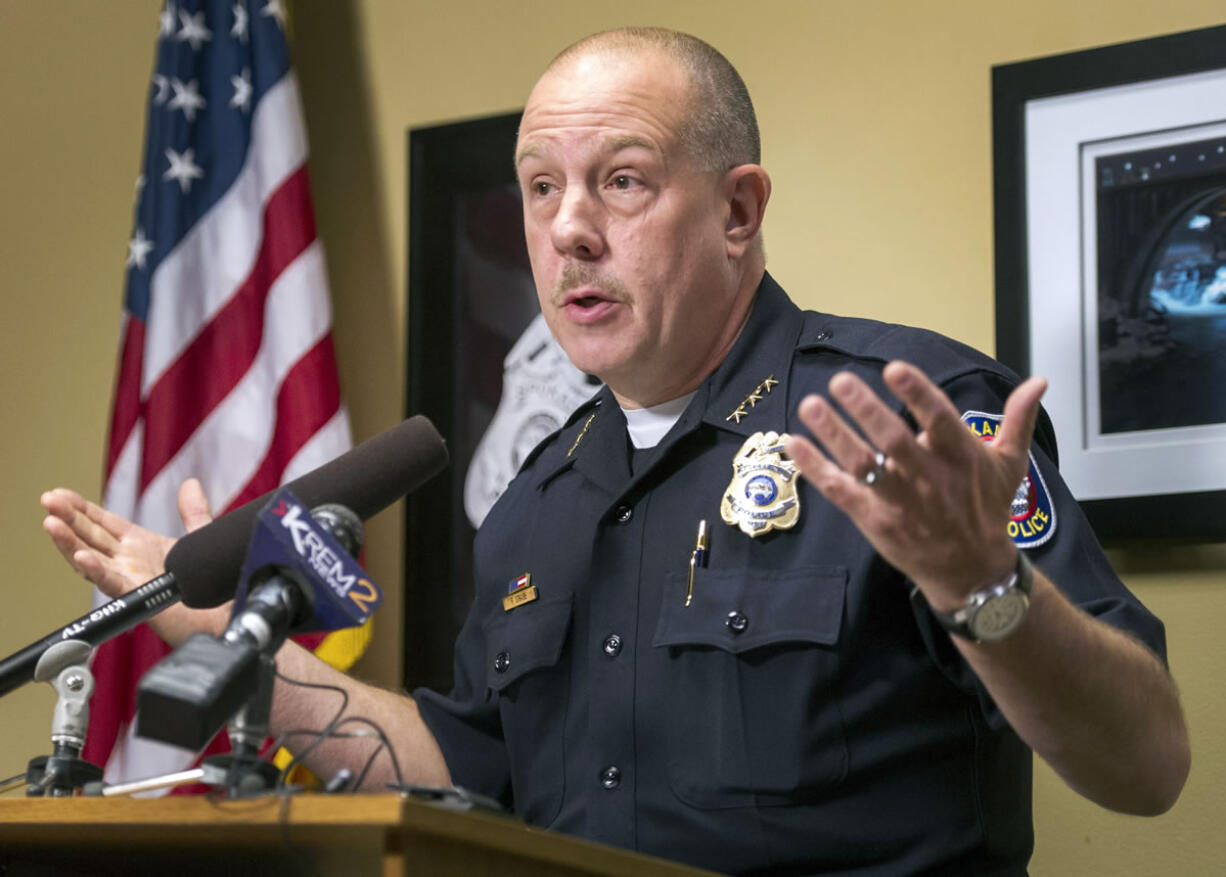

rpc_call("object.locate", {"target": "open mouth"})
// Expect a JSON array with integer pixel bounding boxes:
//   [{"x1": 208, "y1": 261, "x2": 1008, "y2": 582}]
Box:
[{"x1": 560, "y1": 290, "x2": 619, "y2": 323}]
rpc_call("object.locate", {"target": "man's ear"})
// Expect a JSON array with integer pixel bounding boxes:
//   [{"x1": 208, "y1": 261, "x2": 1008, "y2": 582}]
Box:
[{"x1": 723, "y1": 164, "x2": 771, "y2": 260}]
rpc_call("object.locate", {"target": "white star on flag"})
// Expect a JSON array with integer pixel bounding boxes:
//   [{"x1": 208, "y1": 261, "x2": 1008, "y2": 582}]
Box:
[
  {"x1": 230, "y1": 68, "x2": 252, "y2": 112},
  {"x1": 134, "y1": 174, "x2": 146, "y2": 204},
  {"x1": 231, "y1": 2, "x2": 249, "y2": 41},
  {"x1": 176, "y1": 8, "x2": 213, "y2": 51},
  {"x1": 127, "y1": 227, "x2": 155, "y2": 270},
  {"x1": 151, "y1": 74, "x2": 171, "y2": 106},
  {"x1": 163, "y1": 147, "x2": 204, "y2": 193},
  {"x1": 261, "y1": 0, "x2": 287, "y2": 29},
  {"x1": 168, "y1": 78, "x2": 206, "y2": 122}
]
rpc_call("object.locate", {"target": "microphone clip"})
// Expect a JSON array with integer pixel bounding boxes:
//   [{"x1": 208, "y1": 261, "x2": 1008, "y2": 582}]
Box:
[{"x1": 24, "y1": 639, "x2": 104, "y2": 797}]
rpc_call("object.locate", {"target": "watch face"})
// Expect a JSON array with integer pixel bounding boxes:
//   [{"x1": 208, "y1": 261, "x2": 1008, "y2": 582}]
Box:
[{"x1": 971, "y1": 591, "x2": 1029, "y2": 642}]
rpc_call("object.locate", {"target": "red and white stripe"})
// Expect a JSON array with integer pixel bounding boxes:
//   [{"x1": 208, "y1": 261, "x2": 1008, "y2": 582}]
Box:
[{"x1": 87, "y1": 72, "x2": 352, "y2": 788}]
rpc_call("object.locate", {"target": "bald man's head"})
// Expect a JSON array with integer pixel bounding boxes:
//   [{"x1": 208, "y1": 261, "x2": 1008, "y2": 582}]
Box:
[{"x1": 543, "y1": 27, "x2": 760, "y2": 173}]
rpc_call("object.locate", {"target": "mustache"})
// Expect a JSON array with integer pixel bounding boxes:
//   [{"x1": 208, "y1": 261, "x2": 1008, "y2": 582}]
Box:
[{"x1": 551, "y1": 264, "x2": 628, "y2": 306}]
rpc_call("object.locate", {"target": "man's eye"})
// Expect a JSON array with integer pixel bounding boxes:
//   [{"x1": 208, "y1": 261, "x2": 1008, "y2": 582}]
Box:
[
  {"x1": 533, "y1": 181, "x2": 552, "y2": 196},
  {"x1": 611, "y1": 175, "x2": 635, "y2": 190}
]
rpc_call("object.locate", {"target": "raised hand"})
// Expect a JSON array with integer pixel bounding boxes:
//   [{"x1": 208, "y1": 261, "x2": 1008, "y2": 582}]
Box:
[
  {"x1": 40, "y1": 479, "x2": 226, "y2": 643},
  {"x1": 785, "y1": 360, "x2": 1047, "y2": 610}
]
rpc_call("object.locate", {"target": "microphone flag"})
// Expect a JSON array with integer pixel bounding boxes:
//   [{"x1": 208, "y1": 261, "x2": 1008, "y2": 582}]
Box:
[{"x1": 234, "y1": 491, "x2": 383, "y2": 634}]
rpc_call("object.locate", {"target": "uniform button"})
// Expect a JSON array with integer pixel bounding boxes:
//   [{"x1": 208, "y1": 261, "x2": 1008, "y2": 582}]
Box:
[
  {"x1": 726, "y1": 611, "x2": 749, "y2": 634},
  {"x1": 614, "y1": 504, "x2": 633, "y2": 523},
  {"x1": 600, "y1": 765, "x2": 622, "y2": 789},
  {"x1": 602, "y1": 634, "x2": 623, "y2": 657},
  {"x1": 493, "y1": 651, "x2": 510, "y2": 673},
  {"x1": 815, "y1": 330, "x2": 831, "y2": 341}
]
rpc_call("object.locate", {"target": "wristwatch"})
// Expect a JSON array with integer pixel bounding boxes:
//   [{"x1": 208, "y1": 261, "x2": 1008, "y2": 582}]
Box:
[{"x1": 930, "y1": 551, "x2": 1033, "y2": 643}]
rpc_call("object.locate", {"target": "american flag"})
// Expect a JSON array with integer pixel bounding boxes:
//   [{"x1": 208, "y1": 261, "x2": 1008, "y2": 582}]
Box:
[{"x1": 86, "y1": 0, "x2": 362, "y2": 788}]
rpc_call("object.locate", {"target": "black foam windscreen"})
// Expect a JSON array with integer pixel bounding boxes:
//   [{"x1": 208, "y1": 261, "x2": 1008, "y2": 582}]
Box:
[{"x1": 165, "y1": 415, "x2": 448, "y2": 608}]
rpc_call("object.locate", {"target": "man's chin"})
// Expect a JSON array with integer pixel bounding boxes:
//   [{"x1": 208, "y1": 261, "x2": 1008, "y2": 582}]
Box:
[{"x1": 557, "y1": 348, "x2": 631, "y2": 387}]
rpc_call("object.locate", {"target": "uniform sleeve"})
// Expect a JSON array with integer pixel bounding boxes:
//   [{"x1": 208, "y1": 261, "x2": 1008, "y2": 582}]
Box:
[
  {"x1": 907, "y1": 368, "x2": 1168, "y2": 731},
  {"x1": 412, "y1": 577, "x2": 511, "y2": 805}
]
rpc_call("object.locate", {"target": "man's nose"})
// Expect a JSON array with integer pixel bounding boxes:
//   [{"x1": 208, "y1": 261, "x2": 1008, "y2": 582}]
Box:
[{"x1": 551, "y1": 187, "x2": 604, "y2": 260}]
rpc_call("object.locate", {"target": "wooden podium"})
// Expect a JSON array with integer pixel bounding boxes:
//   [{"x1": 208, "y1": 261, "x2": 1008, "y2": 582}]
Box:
[{"x1": 0, "y1": 793, "x2": 721, "y2": 876}]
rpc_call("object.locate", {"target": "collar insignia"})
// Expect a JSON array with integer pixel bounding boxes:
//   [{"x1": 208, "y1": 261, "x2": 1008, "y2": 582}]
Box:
[
  {"x1": 720, "y1": 431, "x2": 801, "y2": 537},
  {"x1": 567, "y1": 411, "x2": 598, "y2": 457},
  {"x1": 726, "y1": 374, "x2": 779, "y2": 424}
]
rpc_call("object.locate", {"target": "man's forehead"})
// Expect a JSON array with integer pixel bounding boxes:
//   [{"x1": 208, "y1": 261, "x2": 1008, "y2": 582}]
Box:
[
  {"x1": 515, "y1": 51, "x2": 690, "y2": 167},
  {"x1": 515, "y1": 133, "x2": 660, "y2": 168}
]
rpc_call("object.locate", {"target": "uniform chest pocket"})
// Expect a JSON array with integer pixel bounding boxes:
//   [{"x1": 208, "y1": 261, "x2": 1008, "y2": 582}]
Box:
[
  {"x1": 484, "y1": 595, "x2": 573, "y2": 693},
  {"x1": 652, "y1": 566, "x2": 849, "y2": 809},
  {"x1": 481, "y1": 594, "x2": 572, "y2": 825}
]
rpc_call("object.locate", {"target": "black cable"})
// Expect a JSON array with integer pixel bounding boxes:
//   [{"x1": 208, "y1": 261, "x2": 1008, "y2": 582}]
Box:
[
  {"x1": 274, "y1": 720, "x2": 404, "y2": 790},
  {"x1": 331, "y1": 721, "x2": 397, "y2": 789},
  {"x1": 328, "y1": 716, "x2": 402, "y2": 789},
  {"x1": 352, "y1": 738, "x2": 385, "y2": 790},
  {"x1": 269, "y1": 669, "x2": 350, "y2": 790},
  {"x1": 268, "y1": 672, "x2": 402, "y2": 789}
]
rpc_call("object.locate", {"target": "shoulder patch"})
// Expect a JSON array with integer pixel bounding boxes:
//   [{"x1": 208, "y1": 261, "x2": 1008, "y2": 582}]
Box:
[{"x1": 961, "y1": 411, "x2": 1057, "y2": 549}]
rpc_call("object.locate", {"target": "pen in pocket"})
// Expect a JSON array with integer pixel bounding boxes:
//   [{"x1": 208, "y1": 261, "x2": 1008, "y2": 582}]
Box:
[{"x1": 685, "y1": 519, "x2": 708, "y2": 607}]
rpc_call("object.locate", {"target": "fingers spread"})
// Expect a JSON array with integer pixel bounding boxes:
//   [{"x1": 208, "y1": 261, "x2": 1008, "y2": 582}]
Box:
[
  {"x1": 827, "y1": 371, "x2": 922, "y2": 475},
  {"x1": 43, "y1": 515, "x2": 118, "y2": 593},
  {"x1": 41, "y1": 488, "x2": 125, "y2": 555},
  {"x1": 43, "y1": 515, "x2": 87, "y2": 570},
  {"x1": 784, "y1": 420, "x2": 838, "y2": 487},
  {"x1": 993, "y1": 376, "x2": 1048, "y2": 465},
  {"x1": 788, "y1": 400, "x2": 878, "y2": 517},
  {"x1": 882, "y1": 361, "x2": 970, "y2": 456},
  {"x1": 794, "y1": 391, "x2": 881, "y2": 484}
]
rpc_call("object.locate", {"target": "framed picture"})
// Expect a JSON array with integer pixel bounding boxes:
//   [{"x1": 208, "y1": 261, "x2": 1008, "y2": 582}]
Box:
[
  {"x1": 404, "y1": 111, "x2": 532, "y2": 691},
  {"x1": 993, "y1": 24, "x2": 1226, "y2": 544}
]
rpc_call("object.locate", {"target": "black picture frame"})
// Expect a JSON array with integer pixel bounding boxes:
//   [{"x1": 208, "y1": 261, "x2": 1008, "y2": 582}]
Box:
[
  {"x1": 993, "y1": 23, "x2": 1226, "y2": 544},
  {"x1": 404, "y1": 111, "x2": 532, "y2": 691}
]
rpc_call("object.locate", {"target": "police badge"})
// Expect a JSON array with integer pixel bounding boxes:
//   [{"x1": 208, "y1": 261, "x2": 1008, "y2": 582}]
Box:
[{"x1": 720, "y1": 431, "x2": 801, "y2": 537}]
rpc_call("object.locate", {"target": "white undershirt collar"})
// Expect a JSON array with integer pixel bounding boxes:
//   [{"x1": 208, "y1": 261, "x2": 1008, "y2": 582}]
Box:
[{"x1": 621, "y1": 391, "x2": 698, "y2": 449}]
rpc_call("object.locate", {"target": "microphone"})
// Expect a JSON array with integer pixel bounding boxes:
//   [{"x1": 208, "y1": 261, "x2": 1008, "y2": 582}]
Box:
[
  {"x1": 171, "y1": 414, "x2": 446, "y2": 608},
  {"x1": 136, "y1": 493, "x2": 380, "y2": 751},
  {"x1": 0, "y1": 415, "x2": 447, "y2": 698}
]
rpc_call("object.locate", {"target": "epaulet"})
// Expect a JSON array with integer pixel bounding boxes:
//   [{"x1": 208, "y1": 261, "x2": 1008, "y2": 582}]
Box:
[
  {"x1": 795, "y1": 312, "x2": 1021, "y2": 387},
  {"x1": 796, "y1": 311, "x2": 1058, "y2": 464}
]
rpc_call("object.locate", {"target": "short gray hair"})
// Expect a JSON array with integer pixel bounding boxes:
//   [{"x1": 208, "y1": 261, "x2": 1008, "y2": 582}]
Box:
[{"x1": 546, "y1": 27, "x2": 760, "y2": 172}]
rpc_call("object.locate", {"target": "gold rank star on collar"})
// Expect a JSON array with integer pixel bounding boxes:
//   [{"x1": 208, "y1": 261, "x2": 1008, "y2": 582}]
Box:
[{"x1": 726, "y1": 374, "x2": 779, "y2": 424}]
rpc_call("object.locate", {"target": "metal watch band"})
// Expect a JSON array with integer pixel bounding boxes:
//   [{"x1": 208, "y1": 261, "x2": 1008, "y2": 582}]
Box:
[{"x1": 929, "y1": 551, "x2": 1034, "y2": 643}]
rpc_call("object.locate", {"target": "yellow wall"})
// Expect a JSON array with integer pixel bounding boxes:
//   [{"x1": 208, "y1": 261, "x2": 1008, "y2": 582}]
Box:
[{"x1": 1, "y1": 1, "x2": 1222, "y2": 873}]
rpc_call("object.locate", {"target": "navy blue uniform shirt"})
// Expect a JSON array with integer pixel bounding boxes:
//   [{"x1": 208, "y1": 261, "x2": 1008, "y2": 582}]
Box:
[{"x1": 415, "y1": 274, "x2": 1166, "y2": 876}]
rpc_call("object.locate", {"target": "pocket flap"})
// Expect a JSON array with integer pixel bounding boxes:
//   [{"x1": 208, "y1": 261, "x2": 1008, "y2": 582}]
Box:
[
  {"x1": 484, "y1": 595, "x2": 573, "y2": 692},
  {"x1": 653, "y1": 566, "x2": 845, "y2": 654}
]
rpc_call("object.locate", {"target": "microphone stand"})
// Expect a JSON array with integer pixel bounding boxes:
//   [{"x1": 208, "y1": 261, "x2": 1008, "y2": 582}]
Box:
[
  {"x1": 205, "y1": 651, "x2": 280, "y2": 797},
  {"x1": 84, "y1": 653, "x2": 280, "y2": 799},
  {"x1": 25, "y1": 640, "x2": 104, "y2": 796}
]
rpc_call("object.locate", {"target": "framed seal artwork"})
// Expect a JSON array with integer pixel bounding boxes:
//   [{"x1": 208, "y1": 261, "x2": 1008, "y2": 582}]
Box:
[{"x1": 993, "y1": 23, "x2": 1226, "y2": 544}]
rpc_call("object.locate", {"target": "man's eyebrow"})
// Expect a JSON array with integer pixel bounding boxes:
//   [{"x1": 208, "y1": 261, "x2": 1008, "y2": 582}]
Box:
[
  {"x1": 605, "y1": 135, "x2": 658, "y2": 154},
  {"x1": 514, "y1": 143, "x2": 540, "y2": 168}
]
